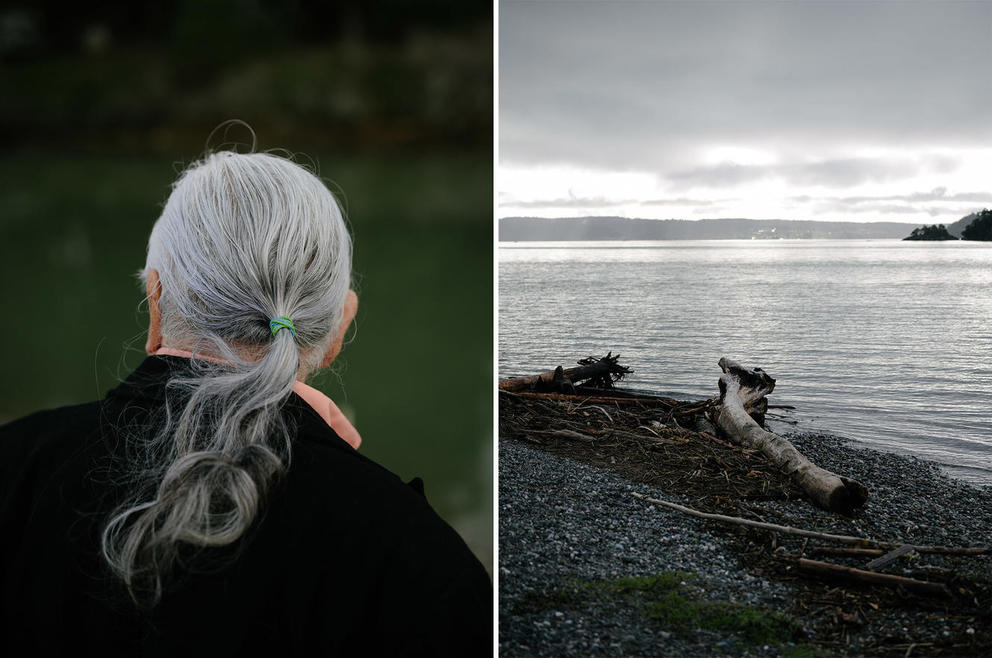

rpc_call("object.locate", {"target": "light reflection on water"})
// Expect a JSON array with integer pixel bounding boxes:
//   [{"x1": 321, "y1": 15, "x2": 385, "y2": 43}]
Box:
[{"x1": 499, "y1": 239, "x2": 992, "y2": 484}]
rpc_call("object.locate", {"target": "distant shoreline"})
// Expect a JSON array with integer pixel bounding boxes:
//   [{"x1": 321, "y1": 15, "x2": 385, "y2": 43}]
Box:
[
  {"x1": 500, "y1": 216, "x2": 920, "y2": 241},
  {"x1": 498, "y1": 237, "x2": 912, "y2": 243}
]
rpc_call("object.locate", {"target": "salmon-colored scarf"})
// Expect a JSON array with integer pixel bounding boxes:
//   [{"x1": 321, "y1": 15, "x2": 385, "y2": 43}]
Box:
[{"x1": 153, "y1": 347, "x2": 361, "y2": 450}]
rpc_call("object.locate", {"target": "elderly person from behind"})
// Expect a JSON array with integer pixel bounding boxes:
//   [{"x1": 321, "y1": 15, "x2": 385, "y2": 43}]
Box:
[{"x1": 0, "y1": 151, "x2": 492, "y2": 655}]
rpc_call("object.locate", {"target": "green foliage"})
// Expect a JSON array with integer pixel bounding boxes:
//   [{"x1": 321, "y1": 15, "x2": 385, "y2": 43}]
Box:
[
  {"x1": 0, "y1": 35, "x2": 491, "y2": 153},
  {"x1": 903, "y1": 224, "x2": 957, "y2": 241},
  {"x1": 961, "y1": 208, "x2": 992, "y2": 241},
  {"x1": 519, "y1": 571, "x2": 804, "y2": 649}
]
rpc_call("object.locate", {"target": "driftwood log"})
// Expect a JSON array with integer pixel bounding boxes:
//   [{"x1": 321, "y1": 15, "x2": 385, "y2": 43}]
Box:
[
  {"x1": 713, "y1": 357, "x2": 868, "y2": 514},
  {"x1": 499, "y1": 352, "x2": 632, "y2": 392},
  {"x1": 795, "y1": 558, "x2": 952, "y2": 598},
  {"x1": 633, "y1": 493, "x2": 989, "y2": 555}
]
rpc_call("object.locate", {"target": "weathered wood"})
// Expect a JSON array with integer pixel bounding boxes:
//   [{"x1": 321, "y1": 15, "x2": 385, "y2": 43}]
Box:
[
  {"x1": 808, "y1": 547, "x2": 887, "y2": 558},
  {"x1": 632, "y1": 493, "x2": 873, "y2": 544},
  {"x1": 609, "y1": 429, "x2": 680, "y2": 445},
  {"x1": 634, "y1": 494, "x2": 991, "y2": 557},
  {"x1": 713, "y1": 358, "x2": 868, "y2": 514},
  {"x1": 500, "y1": 390, "x2": 678, "y2": 406},
  {"x1": 866, "y1": 544, "x2": 916, "y2": 570},
  {"x1": 499, "y1": 352, "x2": 632, "y2": 392},
  {"x1": 809, "y1": 545, "x2": 989, "y2": 558},
  {"x1": 905, "y1": 546, "x2": 991, "y2": 555},
  {"x1": 526, "y1": 429, "x2": 596, "y2": 442},
  {"x1": 796, "y1": 558, "x2": 952, "y2": 598}
]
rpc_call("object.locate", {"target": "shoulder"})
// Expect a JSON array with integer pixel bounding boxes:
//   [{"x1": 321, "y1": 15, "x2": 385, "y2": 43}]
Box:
[
  {"x1": 272, "y1": 422, "x2": 492, "y2": 649},
  {"x1": 287, "y1": 429, "x2": 473, "y2": 552},
  {"x1": 0, "y1": 401, "x2": 106, "y2": 468},
  {"x1": 0, "y1": 401, "x2": 112, "y2": 554}
]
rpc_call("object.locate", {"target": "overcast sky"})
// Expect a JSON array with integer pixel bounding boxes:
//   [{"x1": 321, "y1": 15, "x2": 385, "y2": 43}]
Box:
[{"x1": 499, "y1": 1, "x2": 992, "y2": 223}]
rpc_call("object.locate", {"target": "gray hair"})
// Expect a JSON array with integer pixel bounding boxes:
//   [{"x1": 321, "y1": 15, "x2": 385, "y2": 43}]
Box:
[{"x1": 102, "y1": 150, "x2": 352, "y2": 604}]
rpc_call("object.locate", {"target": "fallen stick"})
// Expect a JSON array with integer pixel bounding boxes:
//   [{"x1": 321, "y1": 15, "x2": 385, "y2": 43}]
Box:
[
  {"x1": 633, "y1": 493, "x2": 990, "y2": 555},
  {"x1": 526, "y1": 429, "x2": 596, "y2": 442},
  {"x1": 713, "y1": 358, "x2": 868, "y2": 513},
  {"x1": 632, "y1": 492, "x2": 873, "y2": 544},
  {"x1": 902, "y1": 546, "x2": 991, "y2": 555},
  {"x1": 865, "y1": 544, "x2": 915, "y2": 569},
  {"x1": 696, "y1": 431, "x2": 738, "y2": 450},
  {"x1": 795, "y1": 558, "x2": 952, "y2": 598},
  {"x1": 501, "y1": 390, "x2": 677, "y2": 406},
  {"x1": 808, "y1": 547, "x2": 887, "y2": 558}
]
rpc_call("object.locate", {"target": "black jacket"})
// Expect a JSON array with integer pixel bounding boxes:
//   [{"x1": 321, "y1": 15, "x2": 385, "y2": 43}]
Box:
[{"x1": 0, "y1": 355, "x2": 491, "y2": 656}]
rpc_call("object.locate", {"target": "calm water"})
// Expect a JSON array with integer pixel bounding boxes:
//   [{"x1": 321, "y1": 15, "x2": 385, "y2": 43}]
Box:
[{"x1": 499, "y1": 239, "x2": 992, "y2": 485}]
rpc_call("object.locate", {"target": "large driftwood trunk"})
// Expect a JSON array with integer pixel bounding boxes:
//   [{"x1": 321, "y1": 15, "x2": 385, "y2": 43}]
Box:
[
  {"x1": 713, "y1": 358, "x2": 868, "y2": 514},
  {"x1": 499, "y1": 352, "x2": 632, "y2": 392}
]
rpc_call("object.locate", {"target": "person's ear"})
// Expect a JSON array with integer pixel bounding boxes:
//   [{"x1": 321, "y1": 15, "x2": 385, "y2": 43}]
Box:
[
  {"x1": 145, "y1": 269, "x2": 163, "y2": 354},
  {"x1": 320, "y1": 290, "x2": 358, "y2": 368}
]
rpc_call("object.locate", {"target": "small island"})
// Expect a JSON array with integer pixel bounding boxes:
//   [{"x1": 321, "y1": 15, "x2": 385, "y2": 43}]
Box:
[
  {"x1": 903, "y1": 224, "x2": 958, "y2": 241},
  {"x1": 962, "y1": 209, "x2": 992, "y2": 241}
]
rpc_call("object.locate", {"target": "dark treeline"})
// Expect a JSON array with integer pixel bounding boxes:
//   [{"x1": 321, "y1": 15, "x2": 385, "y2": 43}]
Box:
[
  {"x1": 961, "y1": 209, "x2": 992, "y2": 241},
  {"x1": 3, "y1": 1, "x2": 489, "y2": 56},
  {"x1": 903, "y1": 224, "x2": 957, "y2": 241},
  {"x1": 905, "y1": 209, "x2": 992, "y2": 241},
  {"x1": 0, "y1": 1, "x2": 492, "y2": 153}
]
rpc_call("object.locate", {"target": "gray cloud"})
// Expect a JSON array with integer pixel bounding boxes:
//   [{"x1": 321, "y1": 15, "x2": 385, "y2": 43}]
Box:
[
  {"x1": 501, "y1": 195, "x2": 720, "y2": 209},
  {"x1": 782, "y1": 186, "x2": 992, "y2": 219},
  {"x1": 503, "y1": 196, "x2": 635, "y2": 209},
  {"x1": 790, "y1": 188, "x2": 992, "y2": 205},
  {"x1": 500, "y1": 1, "x2": 992, "y2": 174},
  {"x1": 810, "y1": 202, "x2": 965, "y2": 217},
  {"x1": 641, "y1": 198, "x2": 719, "y2": 207},
  {"x1": 668, "y1": 157, "x2": 949, "y2": 189},
  {"x1": 669, "y1": 163, "x2": 769, "y2": 187}
]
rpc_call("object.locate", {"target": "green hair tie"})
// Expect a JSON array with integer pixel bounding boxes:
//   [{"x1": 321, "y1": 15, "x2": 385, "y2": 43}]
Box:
[{"x1": 269, "y1": 316, "x2": 296, "y2": 338}]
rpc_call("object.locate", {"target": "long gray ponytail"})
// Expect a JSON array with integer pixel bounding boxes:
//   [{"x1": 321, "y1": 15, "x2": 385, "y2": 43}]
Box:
[{"x1": 102, "y1": 150, "x2": 352, "y2": 604}]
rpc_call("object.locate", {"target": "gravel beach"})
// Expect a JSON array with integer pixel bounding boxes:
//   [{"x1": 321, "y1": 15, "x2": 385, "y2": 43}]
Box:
[{"x1": 498, "y1": 433, "x2": 992, "y2": 657}]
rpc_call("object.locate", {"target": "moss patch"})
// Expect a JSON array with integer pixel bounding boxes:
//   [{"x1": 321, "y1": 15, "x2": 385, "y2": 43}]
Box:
[
  {"x1": 781, "y1": 645, "x2": 837, "y2": 658},
  {"x1": 583, "y1": 571, "x2": 695, "y2": 595},
  {"x1": 511, "y1": 570, "x2": 805, "y2": 650},
  {"x1": 641, "y1": 587, "x2": 799, "y2": 645},
  {"x1": 582, "y1": 570, "x2": 798, "y2": 645}
]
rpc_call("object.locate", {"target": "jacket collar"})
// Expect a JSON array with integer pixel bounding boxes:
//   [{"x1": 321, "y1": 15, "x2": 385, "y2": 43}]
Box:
[{"x1": 106, "y1": 354, "x2": 360, "y2": 452}]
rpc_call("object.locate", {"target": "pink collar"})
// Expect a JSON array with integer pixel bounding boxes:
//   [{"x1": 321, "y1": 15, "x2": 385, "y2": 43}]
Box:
[{"x1": 152, "y1": 347, "x2": 361, "y2": 450}]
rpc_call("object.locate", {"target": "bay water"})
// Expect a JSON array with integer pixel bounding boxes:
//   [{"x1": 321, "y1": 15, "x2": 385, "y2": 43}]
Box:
[{"x1": 499, "y1": 239, "x2": 992, "y2": 485}]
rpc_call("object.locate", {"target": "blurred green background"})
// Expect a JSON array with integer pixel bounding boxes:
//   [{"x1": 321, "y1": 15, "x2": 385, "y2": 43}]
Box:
[{"x1": 0, "y1": 1, "x2": 492, "y2": 571}]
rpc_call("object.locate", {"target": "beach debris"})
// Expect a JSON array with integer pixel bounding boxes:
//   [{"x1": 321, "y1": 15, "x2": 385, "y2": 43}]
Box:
[
  {"x1": 713, "y1": 358, "x2": 869, "y2": 513},
  {"x1": 501, "y1": 354, "x2": 868, "y2": 512},
  {"x1": 499, "y1": 352, "x2": 632, "y2": 392},
  {"x1": 499, "y1": 356, "x2": 801, "y2": 503},
  {"x1": 794, "y1": 558, "x2": 952, "y2": 598},
  {"x1": 865, "y1": 544, "x2": 916, "y2": 569},
  {"x1": 632, "y1": 492, "x2": 873, "y2": 544},
  {"x1": 632, "y1": 493, "x2": 987, "y2": 599},
  {"x1": 810, "y1": 545, "x2": 990, "y2": 558},
  {"x1": 631, "y1": 493, "x2": 989, "y2": 557},
  {"x1": 499, "y1": 356, "x2": 992, "y2": 654}
]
